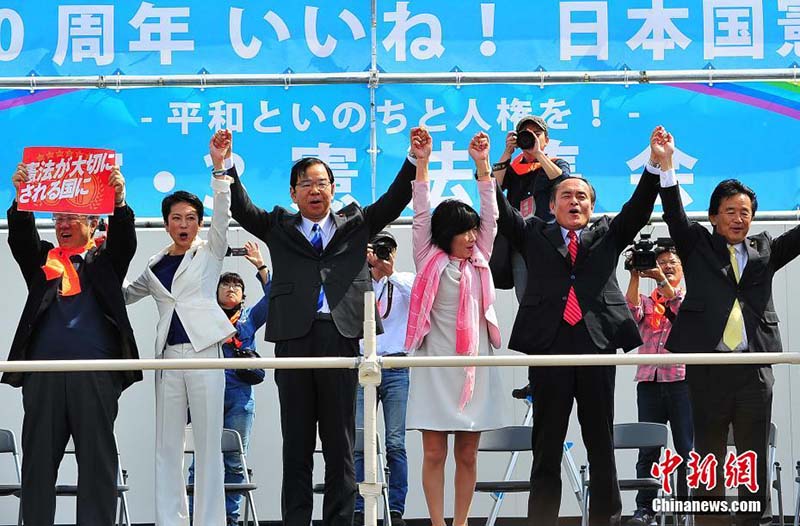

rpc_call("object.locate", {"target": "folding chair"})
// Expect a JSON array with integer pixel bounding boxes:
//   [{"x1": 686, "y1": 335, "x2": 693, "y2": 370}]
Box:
[
  {"x1": 728, "y1": 423, "x2": 781, "y2": 526},
  {"x1": 313, "y1": 428, "x2": 392, "y2": 526},
  {"x1": 474, "y1": 402, "x2": 585, "y2": 526},
  {"x1": 475, "y1": 425, "x2": 532, "y2": 526},
  {"x1": 185, "y1": 427, "x2": 259, "y2": 526},
  {"x1": 13, "y1": 434, "x2": 132, "y2": 526},
  {"x1": 581, "y1": 422, "x2": 670, "y2": 526},
  {"x1": 0, "y1": 429, "x2": 22, "y2": 526}
]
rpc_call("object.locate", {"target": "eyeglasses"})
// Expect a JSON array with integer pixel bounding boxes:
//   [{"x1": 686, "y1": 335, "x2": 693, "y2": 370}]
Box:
[
  {"x1": 220, "y1": 283, "x2": 243, "y2": 290},
  {"x1": 52, "y1": 214, "x2": 89, "y2": 225},
  {"x1": 296, "y1": 180, "x2": 331, "y2": 191}
]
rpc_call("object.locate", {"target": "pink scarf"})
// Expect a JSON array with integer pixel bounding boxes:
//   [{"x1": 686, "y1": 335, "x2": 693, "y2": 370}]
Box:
[{"x1": 405, "y1": 247, "x2": 500, "y2": 411}]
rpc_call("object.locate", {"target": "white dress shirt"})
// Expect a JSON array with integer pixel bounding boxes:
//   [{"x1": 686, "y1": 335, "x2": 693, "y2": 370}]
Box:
[{"x1": 297, "y1": 213, "x2": 337, "y2": 313}]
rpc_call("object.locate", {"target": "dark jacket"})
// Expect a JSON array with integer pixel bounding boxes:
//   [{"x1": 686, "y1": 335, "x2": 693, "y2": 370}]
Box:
[
  {"x1": 229, "y1": 160, "x2": 416, "y2": 342},
  {"x1": 496, "y1": 169, "x2": 660, "y2": 354},
  {"x1": 661, "y1": 183, "x2": 800, "y2": 353},
  {"x1": 3, "y1": 202, "x2": 142, "y2": 390}
]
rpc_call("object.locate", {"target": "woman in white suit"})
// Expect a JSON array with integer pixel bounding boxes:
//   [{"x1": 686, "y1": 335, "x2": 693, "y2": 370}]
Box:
[{"x1": 125, "y1": 130, "x2": 236, "y2": 526}]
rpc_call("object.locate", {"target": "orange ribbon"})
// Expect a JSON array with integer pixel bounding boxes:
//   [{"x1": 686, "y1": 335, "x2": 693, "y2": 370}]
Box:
[
  {"x1": 510, "y1": 153, "x2": 562, "y2": 176},
  {"x1": 224, "y1": 309, "x2": 242, "y2": 348},
  {"x1": 41, "y1": 238, "x2": 101, "y2": 296},
  {"x1": 648, "y1": 288, "x2": 675, "y2": 330}
]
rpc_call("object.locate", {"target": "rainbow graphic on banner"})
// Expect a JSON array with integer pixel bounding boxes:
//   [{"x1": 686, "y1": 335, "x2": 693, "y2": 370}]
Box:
[
  {"x1": 667, "y1": 82, "x2": 800, "y2": 121},
  {"x1": 0, "y1": 89, "x2": 79, "y2": 111}
]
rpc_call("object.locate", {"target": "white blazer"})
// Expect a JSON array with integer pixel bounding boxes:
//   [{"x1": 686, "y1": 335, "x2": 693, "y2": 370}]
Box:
[{"x1": 125, "y1": 177, "x2": 236, "y2": 355}]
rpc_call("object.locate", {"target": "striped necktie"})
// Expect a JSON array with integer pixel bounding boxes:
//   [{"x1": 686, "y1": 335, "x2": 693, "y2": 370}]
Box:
[
  {"x1": 311, "y1": 224, "x2": 324, "y2": 309},
  {"x1": 562, "y1": 230, "x2": 583, "y2": 325}
]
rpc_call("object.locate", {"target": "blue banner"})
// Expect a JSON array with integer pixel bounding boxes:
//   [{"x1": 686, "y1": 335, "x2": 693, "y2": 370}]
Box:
[
  {"x1": 0, "y1": 1, "x2": 797, "y2": 217},
  {"x1": 0, "y1": 1, "x2": 798, "y2": 74}
]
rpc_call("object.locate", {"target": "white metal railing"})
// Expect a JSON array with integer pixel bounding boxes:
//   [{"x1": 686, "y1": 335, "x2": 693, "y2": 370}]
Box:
[{"x1": 1, "y1": 291, "x2": 798, "y2": 525}]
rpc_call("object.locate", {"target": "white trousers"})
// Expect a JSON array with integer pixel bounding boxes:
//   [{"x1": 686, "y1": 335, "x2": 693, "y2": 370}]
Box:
[{"x1": 155, "y1": 343, "x2": 225, "y2": 526}]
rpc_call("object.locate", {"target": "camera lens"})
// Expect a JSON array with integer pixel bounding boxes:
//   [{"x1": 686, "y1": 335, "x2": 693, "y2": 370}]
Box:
[
  {"x1": 375, "y1": 245, "x2": 392, "y2": 261},
  {"x1": 516, "y1": 130, "x2": 536, "y2": 150}
]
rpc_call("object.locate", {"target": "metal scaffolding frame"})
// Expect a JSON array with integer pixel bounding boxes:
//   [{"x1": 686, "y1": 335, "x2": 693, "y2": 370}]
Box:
[{"x1": 8, "y1": 66, "x2": 800, "y2": 91}]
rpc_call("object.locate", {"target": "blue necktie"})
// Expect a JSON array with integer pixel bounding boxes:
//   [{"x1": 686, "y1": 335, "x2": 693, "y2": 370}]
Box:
[
  {"x1": 310, "y1": 223, "x2": 323, "y2": 254},
  {"x1": 311, "y1": 224, "x2": 324, "y2": 309}
]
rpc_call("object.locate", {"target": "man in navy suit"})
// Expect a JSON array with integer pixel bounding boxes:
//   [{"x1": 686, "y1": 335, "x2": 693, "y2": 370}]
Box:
[{"x1": 227, "y1": 131, "x2": 422, "y2": 526}]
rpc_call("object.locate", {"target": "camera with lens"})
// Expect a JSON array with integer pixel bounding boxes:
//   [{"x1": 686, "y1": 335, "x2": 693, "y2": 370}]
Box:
[
  {"x1": 372, "y1": 241, "x2": 393, "y2": 261},
  {"x1": 368, "y1": 230, "x2": 397, "y2": 265},
  {"x1": 624, "y1": 233, "x2": 675, "y2": 271},
  {"x1": 515, "y1": 129, "x2": 537, "y2": 150}
]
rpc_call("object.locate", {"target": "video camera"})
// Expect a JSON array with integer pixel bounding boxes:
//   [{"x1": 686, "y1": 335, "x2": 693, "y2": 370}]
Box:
[{"x1": 624, "y1": 233, "x2": 675, "y2": 271}]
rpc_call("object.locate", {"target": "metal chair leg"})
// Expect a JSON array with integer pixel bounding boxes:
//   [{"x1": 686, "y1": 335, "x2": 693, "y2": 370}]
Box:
[
  {"x1": 775, "y1": 462, "x2": 784, "y2": 526},
  {"x1": 580, "y1": 465, "x2": 589, "y2": 526},
  {"x1": 793, "y1": 461, "x2": 800, "y2": 526}
]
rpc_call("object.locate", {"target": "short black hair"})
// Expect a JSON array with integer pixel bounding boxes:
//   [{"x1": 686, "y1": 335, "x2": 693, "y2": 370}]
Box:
[
  {"x1": 218, "y1": 272, "x2": 245, "y2": 295},
  {"x1": 290, "y1": 157, "x2": 335, "y2": 188},
  {"x1": 550, "y1": 177, "x2": 596, "y2": 205},
  {"x1": 708, "y1": 179, "x2": 758, "y2": 217},
  {"x1": 655, "y1": 246, "x2": 678, "y2": 260},
  {"x1": 430, "y1": 199, "x2": 480, "y2": 255},
  {"x1": 161, "y1": 191, "x2": 204, "y2": 223}
]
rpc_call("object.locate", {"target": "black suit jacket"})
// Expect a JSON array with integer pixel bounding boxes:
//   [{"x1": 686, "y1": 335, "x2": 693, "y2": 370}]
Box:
[
  {"x1": 661, "y1": 184, "x2": 800, "y2": 353},
  {"x1": 3, "y1": 202, "x2": 142, "y2": 390},
  {"x1": 229, "y1": 160, "x2": 416, "y2": 342},
  {"x1": 496, "y1": 169, "x2": 660, "y2": 354}
]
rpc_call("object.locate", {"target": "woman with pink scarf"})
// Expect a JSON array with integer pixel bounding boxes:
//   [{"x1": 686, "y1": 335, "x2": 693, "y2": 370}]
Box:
[{"x1": 405, "y1": 128, "x2": 505, "y2": 526}]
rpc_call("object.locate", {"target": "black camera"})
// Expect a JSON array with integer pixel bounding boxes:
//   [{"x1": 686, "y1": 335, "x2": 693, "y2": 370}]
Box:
[
  {"x1": 370, "y1": 240, "x2": 394, "y2": 261},
  {"x1": 226, "y1": 247, "x2": 248, "y2": 257},
  {"x1": 624, "y1": 234, "x2": 674, "y2": 271},
  {"x1": 516, "y1": 129, "x2": 537, "y2": 150}
]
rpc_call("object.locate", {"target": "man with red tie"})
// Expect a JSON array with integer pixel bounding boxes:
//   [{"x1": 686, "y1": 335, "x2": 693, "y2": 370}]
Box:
[{"x1": 495, "y1": 127, "x2": 670, "y2": 526}]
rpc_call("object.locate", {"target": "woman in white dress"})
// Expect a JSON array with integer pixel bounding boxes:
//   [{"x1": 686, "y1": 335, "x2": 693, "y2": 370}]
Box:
[{"x1": 405, "y1": 128, "x2": 504, "y2": 526}]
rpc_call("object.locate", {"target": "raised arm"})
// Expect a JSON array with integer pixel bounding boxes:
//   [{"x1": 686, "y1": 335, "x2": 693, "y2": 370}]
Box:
[
  {"x1": 223, "y1": 134, "x2": 274, "y2": 242},
  {"x1": 651, "y1": 128, "x2": 698, "y2": 257},
  {"x1": 495, "y1": 182, "x2": 528, "y2": 254},
  {"x1": 610, "y1": 126, "x2": 670, "y2": 253},
  {"x1": 469, "y1": 131, "x2": 498, "y2": 258},
  {"x1": 625, "y1": 269, "x2": 642, "y2": 310},
  {"x1": 103, "y1": 167, "x2": 137, "y2": 281},
  {"x1": 409, "y1": 127, "x2": 435, "y2": 268},
  {"x1": 8, "y1": 163, "x2": 50, "y2": 287},
  {"x1": 769, "y1": 223, "x2": 800, "y2": 271},
  {"x1": 363, "y1": 159, "x2": 416, "y2": 238},
  {"x1": 206, "y1": 130, "x2": 233, "y2": 258}
]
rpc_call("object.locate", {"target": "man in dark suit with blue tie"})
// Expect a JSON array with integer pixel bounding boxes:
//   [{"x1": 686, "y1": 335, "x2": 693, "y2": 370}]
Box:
[
  {"x1": 227, "y1": 132, "x2": 420, "y2": 526},
  {"x1": 496, "y1": 128, "x2": 669, "y2": 526},
  {"x1": 659, "y1": 132, "x2": 800, "y2": 525}
]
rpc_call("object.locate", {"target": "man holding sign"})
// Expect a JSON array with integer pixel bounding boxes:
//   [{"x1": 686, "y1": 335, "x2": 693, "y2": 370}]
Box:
[{"x1": 3, "y1": 161, "x2": 141, "y2": 525}]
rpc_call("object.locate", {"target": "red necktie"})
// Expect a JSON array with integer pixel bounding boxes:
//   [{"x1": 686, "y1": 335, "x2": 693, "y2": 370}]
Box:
[{"x1": 562, "y1": 230, "x2": 583, "y2": 325}]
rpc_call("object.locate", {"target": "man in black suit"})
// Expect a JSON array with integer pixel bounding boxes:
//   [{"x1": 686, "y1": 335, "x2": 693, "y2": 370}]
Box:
[
  {"x1": 227, "y1": 133, "x2": 418, "y2": 526},
  {"x1": 496, "y1": 127, "x2": 669, "y2": 526},
  {"x1": 660, "y1": 138, "x2": 800, "y2": 524},
  {"x1": 4, "y1": 163, "x2": 141, "y2": 525}
]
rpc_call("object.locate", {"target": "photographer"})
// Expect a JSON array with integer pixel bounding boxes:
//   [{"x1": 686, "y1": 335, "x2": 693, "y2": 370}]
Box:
[
  {"x1": 353, "y1": 231, "x2": 415, "y2": 526},
  {"x1": 189, "y1": 240, "x2": 271, "y2": 526},
  {"x1": 490, "y1": 115, "x2": 569, "y2": 301},
  {"x1": 624, "y1": 246, "x2": 692, "y2": 526}
]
